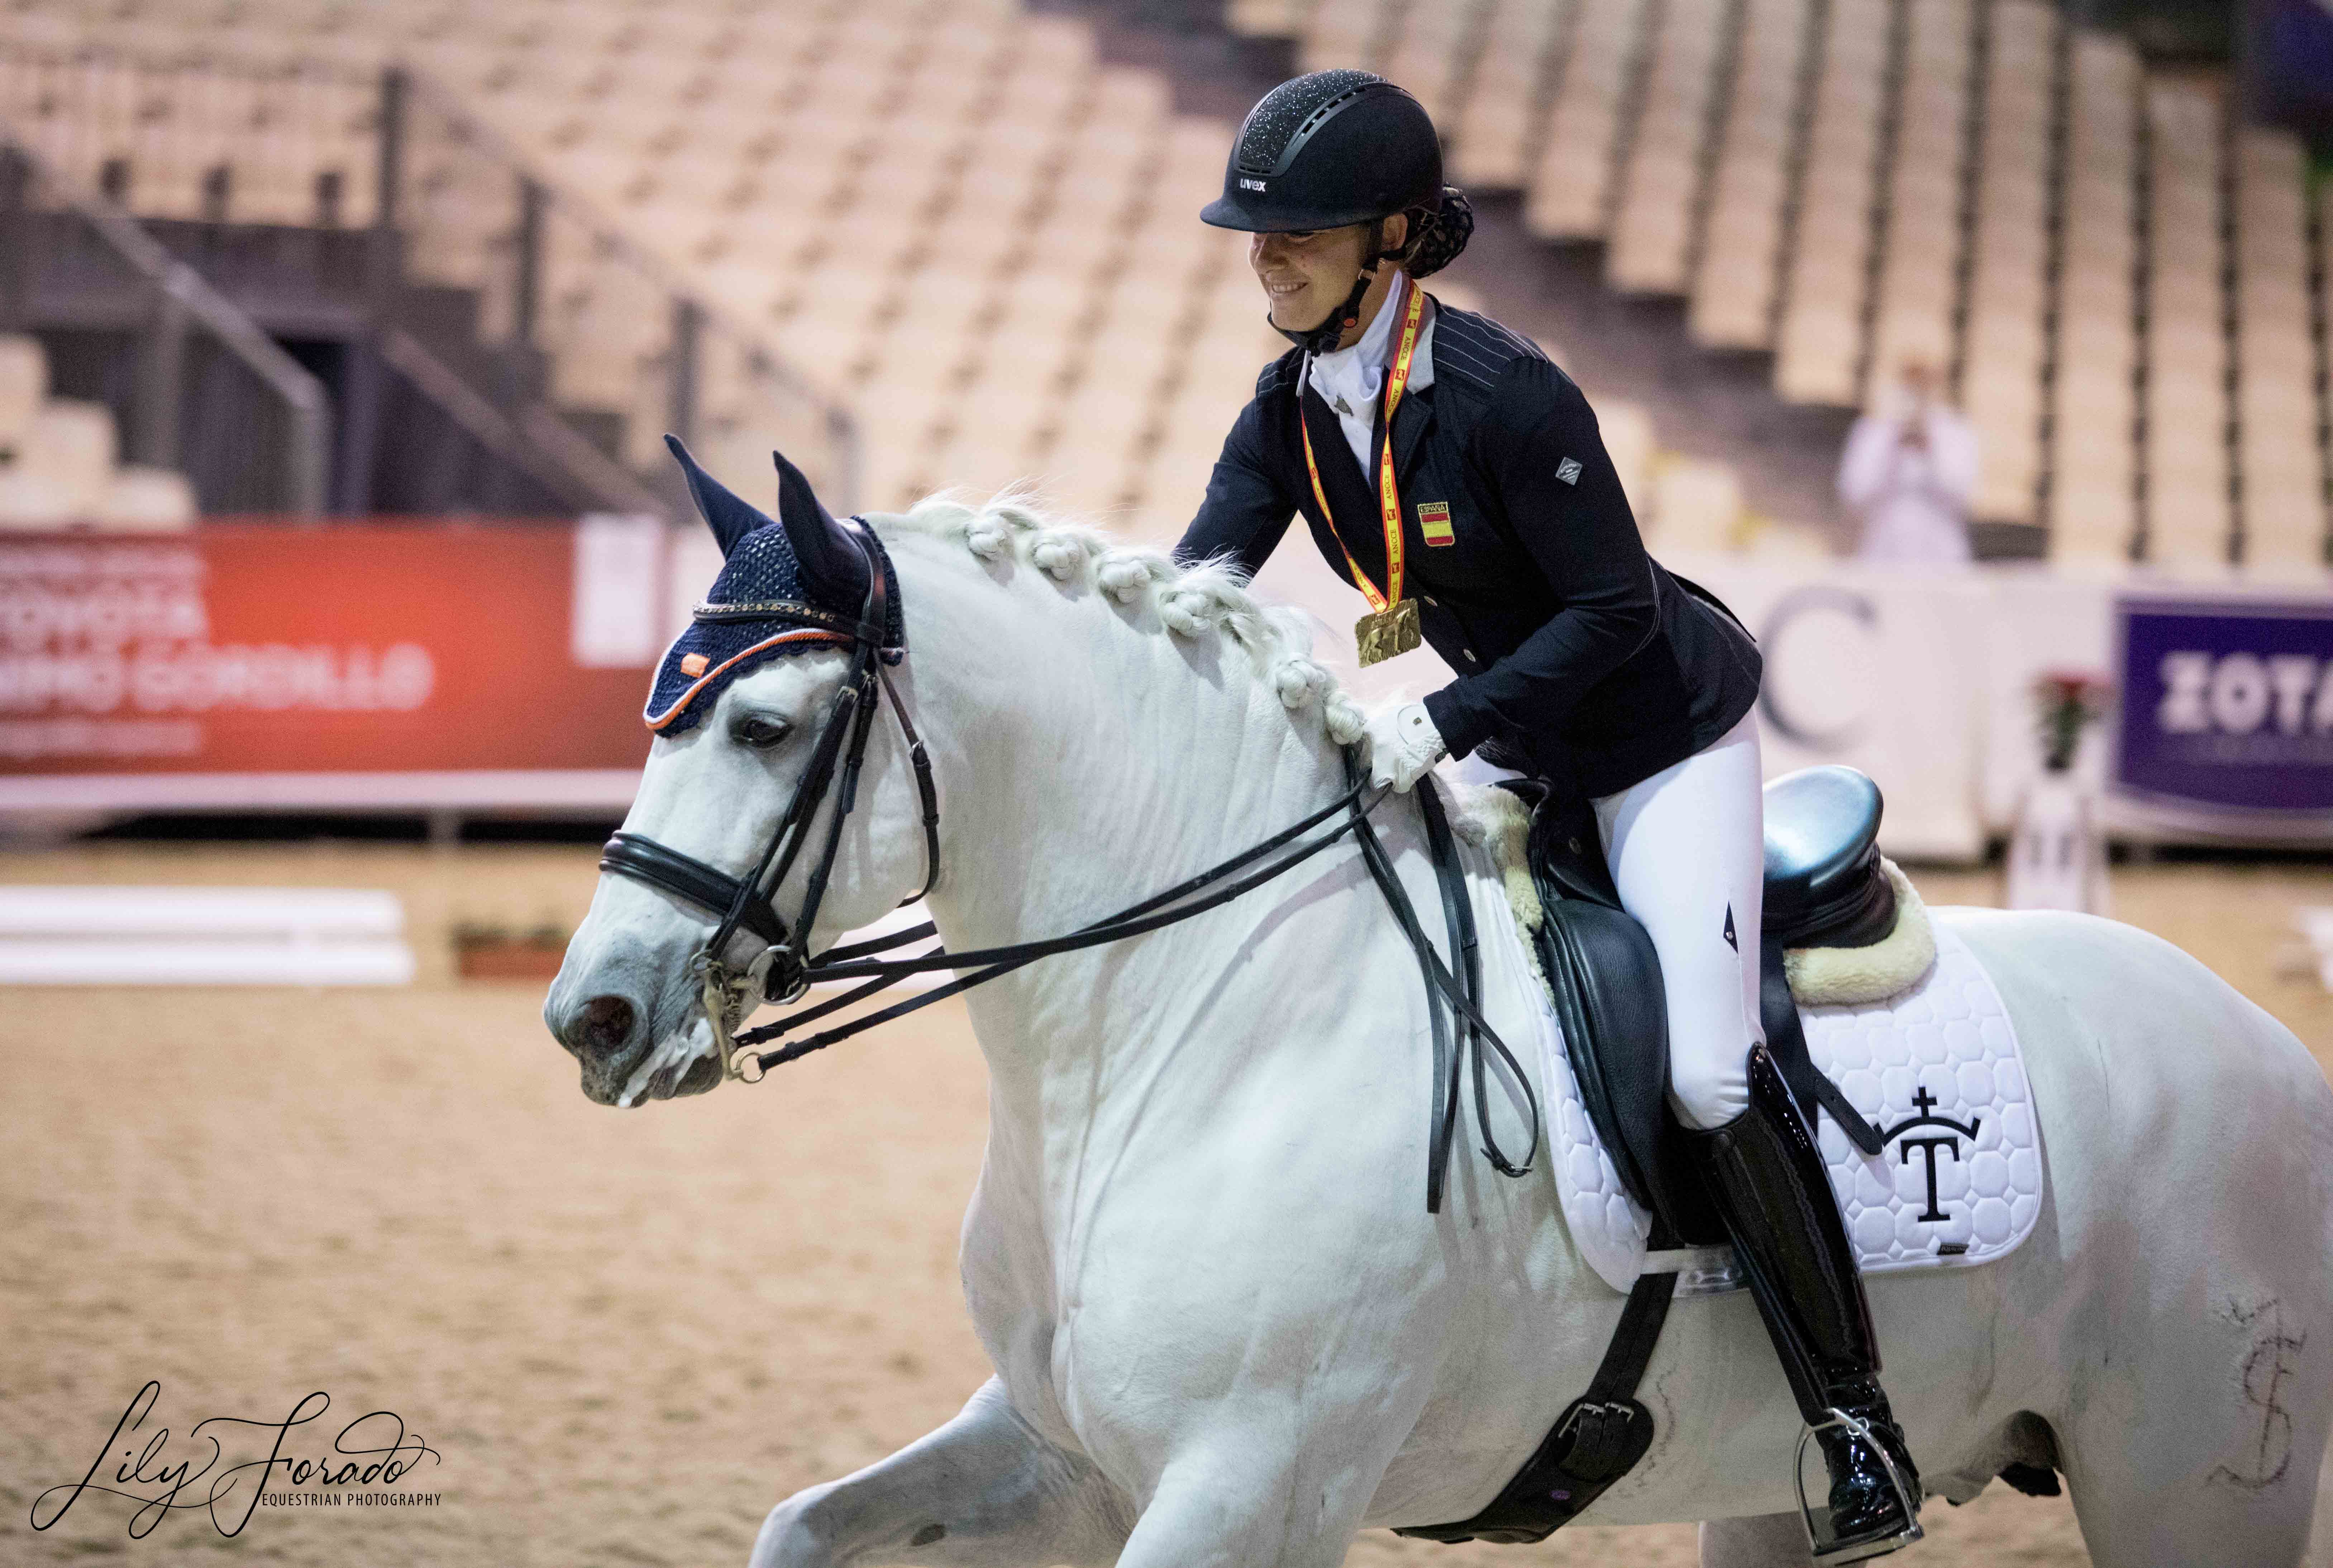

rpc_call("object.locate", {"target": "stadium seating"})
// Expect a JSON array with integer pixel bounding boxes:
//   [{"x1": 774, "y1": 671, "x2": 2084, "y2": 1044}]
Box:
[
  {"x1": 1688, "y1": 0, "x2": 1810, "y2": 351},
  {"x1": 2051, "y1": 31, "x2": 2141, "y2": 563},
  {"x1": 1773, "y1": 0, "x2": 1890, "y2": 408},
  {"x1": 1862, "y1": 0, "x2": 1973, "y2": 407},
  {"x1": 1, "y1": 0, "x2": 1732, "y2": 550},
  {"x1": 1448, "y1": 0, "x2": 1569, "y2": 192},
  {"x1": 14, "y1": 0, "x2": 2323, "y2": 569},
  {"x1": 1233, "y1": 0, "x2": 2329, "y2": 572},
  {"x1": 1605, "y1": 0, "x2": 1723, "y2": 297},
  {"x1": 2235, "y1": 130, "x2": 2322, "y2": 574},
  {"x1": 2142, "y1": 80, "x2": 2228, "y2": 570},
  {"x1": 1959, "y1": 0, "x2": 2052, "y2": 526},
  {"x1": 1523, "y1": 0, "x2": 1649, "y2": 242}
]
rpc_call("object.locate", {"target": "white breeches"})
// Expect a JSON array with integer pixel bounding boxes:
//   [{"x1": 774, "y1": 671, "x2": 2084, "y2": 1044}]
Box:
[{"x1": 1591, "y1": 710, "x2": 1765, "y2": 1130}]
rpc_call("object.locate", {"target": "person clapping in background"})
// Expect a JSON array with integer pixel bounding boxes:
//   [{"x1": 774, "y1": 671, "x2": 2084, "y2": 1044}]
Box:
[{"x1": 1837, "y1": 358, "x2": 1979, "y2": 565}]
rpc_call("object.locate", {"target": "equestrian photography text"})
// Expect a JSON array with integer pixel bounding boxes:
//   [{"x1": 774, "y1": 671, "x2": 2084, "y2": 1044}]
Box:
[{"x1": 29, "y1": 1381, "x2": 442, "y2": 1541}]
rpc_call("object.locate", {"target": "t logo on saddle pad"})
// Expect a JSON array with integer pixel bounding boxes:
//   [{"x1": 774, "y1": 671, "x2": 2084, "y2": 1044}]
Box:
[
  {"x1": 1418, "y1": 501, "x2": 1454, "y2": 545},
  {"x1": 1879, "y1": 1087, "x2": 1983, "y2": 1226}
]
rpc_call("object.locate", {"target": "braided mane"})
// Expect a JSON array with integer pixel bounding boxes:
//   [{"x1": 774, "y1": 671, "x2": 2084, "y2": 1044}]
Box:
[{"x1": 875, "y1": 492, "x2": 1368, "y2": 748}]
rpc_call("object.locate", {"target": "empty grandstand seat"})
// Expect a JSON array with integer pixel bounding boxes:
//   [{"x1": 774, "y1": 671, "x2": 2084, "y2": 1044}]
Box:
[
  {"x1": 0, "y1": 336, "x2": 48, "y2": 448},
  {"x1": 24, "y1": 399, "x2": 118, "y2": 515},
  {"x1": 1597, "y1": 401, "x2": 1656, "y2": 514},
  {"x1": 1450, "y1": 0, "x2": 1565, "y2": 191},
  {"x1": 1526, "y1": 0, "x2": 1653, "y2": 240},
  {"x1": 97, "y1": 465, "x2": 197, "y2": 530},
  {"x1": 1606, "y1": 0, "x2": 1723, "y2": 296},
  {"x1": 1647, "y1": 457, "x2": 1743, "y2": 553},
  {"x1": 1688, "y1": 0, "x2": 1808, "y2": 350},
  {"x1": 0, "y1": 395, "x2": 123, "y2": 528}
]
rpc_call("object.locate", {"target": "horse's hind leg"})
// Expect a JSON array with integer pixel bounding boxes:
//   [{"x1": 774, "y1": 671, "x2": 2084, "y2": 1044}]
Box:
[
  {"x1": 2062, "y1": 1458, "x2": 2316, "y2": 1568},
  {"x1": 749, "y1": 1378, "x2": 1129, "y2": 1568},
  {"x1": 2310, "y1": 1440, "x2": 2333, "y2": 1568},
  {"x1": 2057, "y1": 1322, "x2": 2329, "y2": 1568}
]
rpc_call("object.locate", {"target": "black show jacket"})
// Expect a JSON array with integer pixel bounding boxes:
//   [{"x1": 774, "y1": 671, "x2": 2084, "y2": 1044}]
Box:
[{"x1": 1175, "y1": 300, "x2": 1763, "y2": 801}]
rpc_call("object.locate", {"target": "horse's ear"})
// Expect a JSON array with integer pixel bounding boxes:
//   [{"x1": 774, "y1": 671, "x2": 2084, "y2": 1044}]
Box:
[
  {"x1": 664, "y1": 434, "x2": 771, "y2": 557},
  {"x1": 773, "y1": 446, "x2": 870, "y2": 604}
]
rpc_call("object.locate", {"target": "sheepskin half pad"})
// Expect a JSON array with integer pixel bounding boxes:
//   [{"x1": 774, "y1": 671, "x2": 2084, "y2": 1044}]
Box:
[{"x1": 1454, "y1": 784, "x2": 2045, "y2": 1295}]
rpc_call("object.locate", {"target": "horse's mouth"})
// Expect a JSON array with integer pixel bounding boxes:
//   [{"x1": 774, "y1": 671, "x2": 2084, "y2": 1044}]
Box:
[
  {"x1": 583, "y1": 1026, "x2": 724, "y2": 1108},
  {"x1": 644, "y1": 1051, "x2": 724, "y2": 1102}
]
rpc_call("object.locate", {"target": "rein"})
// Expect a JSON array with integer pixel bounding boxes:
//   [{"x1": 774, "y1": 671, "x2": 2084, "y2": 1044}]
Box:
[{"x1": 597, "y1": 524, "x2": 1539, "y2": 1210}]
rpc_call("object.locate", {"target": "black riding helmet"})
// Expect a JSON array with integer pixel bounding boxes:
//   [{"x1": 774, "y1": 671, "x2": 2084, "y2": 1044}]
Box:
[{"x1": 1203, "y1": 70, "x2": 1475, "y2": 353}]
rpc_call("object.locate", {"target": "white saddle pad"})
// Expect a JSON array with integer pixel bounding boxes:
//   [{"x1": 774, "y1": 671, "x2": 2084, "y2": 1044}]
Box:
[{"x1": 1501, "y1": 909, "x2": 2046, "y2": 1296}]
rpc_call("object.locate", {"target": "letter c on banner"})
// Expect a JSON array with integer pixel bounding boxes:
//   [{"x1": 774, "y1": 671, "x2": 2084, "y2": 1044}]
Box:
[{"x1": 1759, "y1": 586, "x2": 1880, "y2": 749}]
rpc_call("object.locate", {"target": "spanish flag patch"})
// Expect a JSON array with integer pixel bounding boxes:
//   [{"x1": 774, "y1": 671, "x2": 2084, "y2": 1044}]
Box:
[{"x1": 1418, "y1": 500, "x2": 1454, "y2": 546}]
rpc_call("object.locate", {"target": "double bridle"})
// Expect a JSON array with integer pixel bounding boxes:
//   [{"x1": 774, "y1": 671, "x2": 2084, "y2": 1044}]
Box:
[
  {"x1": 597, "y1": 523, "x2": 1540, "y2": 1212},
  {"x1": 599, "y1": 518, "x2": 937, "y2": 1064}
]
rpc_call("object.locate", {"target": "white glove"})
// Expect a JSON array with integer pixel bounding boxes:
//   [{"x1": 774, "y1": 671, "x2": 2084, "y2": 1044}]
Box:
[{"x1": 1365, "y1": 701, "x2": 1446, "y2": 793}]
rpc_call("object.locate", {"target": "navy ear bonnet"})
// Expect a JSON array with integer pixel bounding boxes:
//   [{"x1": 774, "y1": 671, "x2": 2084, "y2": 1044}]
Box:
[{"x1": 645, "y1": 437, "x2": 904, "y2": 735}]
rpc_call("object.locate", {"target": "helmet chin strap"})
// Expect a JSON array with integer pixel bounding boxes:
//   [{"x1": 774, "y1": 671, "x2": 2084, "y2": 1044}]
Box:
[{"x1": 1272, "y1": 220, "x2": 1397, "y2": 356}]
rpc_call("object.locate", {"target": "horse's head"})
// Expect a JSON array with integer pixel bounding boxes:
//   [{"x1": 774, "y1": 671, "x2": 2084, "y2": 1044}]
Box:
[{"x1": 545, "y1": 440, "x2": 934, "y2": 1107}]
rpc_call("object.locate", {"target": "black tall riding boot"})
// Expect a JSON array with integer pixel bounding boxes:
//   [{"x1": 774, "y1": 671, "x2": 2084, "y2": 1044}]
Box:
[{"x1": 1690, "y1": 1044, "x2": 1922, "y2": 1562}]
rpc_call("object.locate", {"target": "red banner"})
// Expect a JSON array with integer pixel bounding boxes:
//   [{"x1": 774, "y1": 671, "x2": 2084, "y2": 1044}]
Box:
[{"x1": 0, "y1": 521, "x2": 667, "y2": 810}]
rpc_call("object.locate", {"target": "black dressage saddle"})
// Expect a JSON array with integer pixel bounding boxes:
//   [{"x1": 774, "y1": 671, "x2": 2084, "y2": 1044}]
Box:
[
  {"x1": 1523, "y1": 763, "x2": 1895, "y2": 1250},
  {"x1": 1393, "y1": 766, "x2": 1904, "y2": 1549}
]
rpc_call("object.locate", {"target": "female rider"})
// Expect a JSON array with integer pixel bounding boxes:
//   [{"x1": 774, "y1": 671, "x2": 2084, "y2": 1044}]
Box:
[{"x1": 1175, "y1": 70, "x2": 1921, "y2": 1561}]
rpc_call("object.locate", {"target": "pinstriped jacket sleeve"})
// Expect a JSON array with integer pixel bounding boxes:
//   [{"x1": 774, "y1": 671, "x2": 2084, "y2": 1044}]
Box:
[
  {"x1": 1175, "y1": 366, "x2": 1299, "y2": 577},
  {"x1": 1420, "y1": 354, "x2": 1662, "y2": 762}
]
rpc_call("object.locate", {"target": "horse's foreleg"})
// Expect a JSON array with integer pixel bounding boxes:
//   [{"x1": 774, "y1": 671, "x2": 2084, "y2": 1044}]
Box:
[
  {"x1": 749, "y1": 1378, "x2": 1129, "y2": 1568},
  {"x1": 1107, "y1": 1436, "x2": 1394, "y2": 1568}
]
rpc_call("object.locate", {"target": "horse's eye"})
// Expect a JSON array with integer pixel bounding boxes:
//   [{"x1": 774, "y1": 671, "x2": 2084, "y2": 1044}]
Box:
[{"x1": 733, "y1": 715, "x2": 792, "y2": 750}]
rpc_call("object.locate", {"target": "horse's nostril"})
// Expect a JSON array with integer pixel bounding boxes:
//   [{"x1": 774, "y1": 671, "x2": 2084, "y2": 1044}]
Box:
[{"x1": 570, "y1": 995, "x2": 638, "y2": 1061}]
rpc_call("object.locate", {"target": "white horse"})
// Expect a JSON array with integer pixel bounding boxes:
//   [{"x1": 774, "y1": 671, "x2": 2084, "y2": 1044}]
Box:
[{"x1": 548, "y1": 488, "x2": 2333, "y2": 1566}]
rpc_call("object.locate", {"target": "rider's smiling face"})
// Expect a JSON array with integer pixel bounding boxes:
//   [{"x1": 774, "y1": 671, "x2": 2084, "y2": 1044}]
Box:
[{"x1": 1250, "y1": 216, "x2": 1407, "y2": 339}]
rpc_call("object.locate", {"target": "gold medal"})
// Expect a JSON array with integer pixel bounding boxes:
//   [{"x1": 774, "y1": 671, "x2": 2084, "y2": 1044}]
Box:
[
  {"x1": 1299, "y1": 275, "x2": 1430, "y2": 666},
  {"x1": 1354, "y1": 598, "x2": 1422, "y2": 667}
]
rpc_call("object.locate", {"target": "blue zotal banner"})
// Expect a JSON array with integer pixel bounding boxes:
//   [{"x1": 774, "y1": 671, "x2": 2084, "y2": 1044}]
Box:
[{"x1": 2115, "y1": 595, "x2": 2333, "y2": 830}]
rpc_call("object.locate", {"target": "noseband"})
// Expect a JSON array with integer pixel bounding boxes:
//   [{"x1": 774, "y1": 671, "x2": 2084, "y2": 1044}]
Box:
[{"x1": 598, "y1": 517, "x2": 941, "y2": 1072}]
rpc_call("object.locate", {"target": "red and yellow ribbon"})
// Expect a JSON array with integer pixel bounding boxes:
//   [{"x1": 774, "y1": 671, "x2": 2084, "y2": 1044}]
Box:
[{"x1": 1298, "y1": 273, "x2": 1426, "y2": 614}]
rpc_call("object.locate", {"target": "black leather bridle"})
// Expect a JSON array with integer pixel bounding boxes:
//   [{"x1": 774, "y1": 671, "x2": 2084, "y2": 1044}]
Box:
[
  {"x1": 598, "y1": 518, "x2": 939, "y2": 1063},
  {"x1": 595, "y1": 521, "x2": 1539, "y2": 1212}
]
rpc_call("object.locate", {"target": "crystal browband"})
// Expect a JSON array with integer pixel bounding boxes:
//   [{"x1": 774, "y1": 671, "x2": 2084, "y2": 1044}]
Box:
[
  {"x1": 693, "y1": 597, "x2": 892, "y2": 648},
  {"x1": 696, "y1": 599, "x2": 853, "y2": 628}
]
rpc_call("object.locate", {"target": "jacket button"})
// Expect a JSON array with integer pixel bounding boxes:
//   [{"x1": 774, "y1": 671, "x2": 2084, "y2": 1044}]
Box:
[
  {"x1": 1463, "y1": 648, "x2": 1477, "y2": 662},
  {"x1": 1423, "y1": 596, "x2": 1437, "y2": 607}
]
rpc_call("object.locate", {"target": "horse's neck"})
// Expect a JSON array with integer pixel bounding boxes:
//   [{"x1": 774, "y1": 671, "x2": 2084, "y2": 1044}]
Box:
[
  {"x1": 898, "y1": 547, "x2": 1599, "y2": 1348},
  {"x1": 907, "y1": 551, "x2": 1346, "y2": 1098}
]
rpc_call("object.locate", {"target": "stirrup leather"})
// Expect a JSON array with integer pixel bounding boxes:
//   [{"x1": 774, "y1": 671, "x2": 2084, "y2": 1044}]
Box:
[{"x1": 1794, "y1": 1407, "x2": 1924, "y2": 1563}]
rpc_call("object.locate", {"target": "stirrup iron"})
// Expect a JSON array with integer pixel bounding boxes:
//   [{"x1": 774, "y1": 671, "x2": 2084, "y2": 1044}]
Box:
[{"x1": 1794, "y1": 1407, "x2": 1923, "y2": 1563}]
